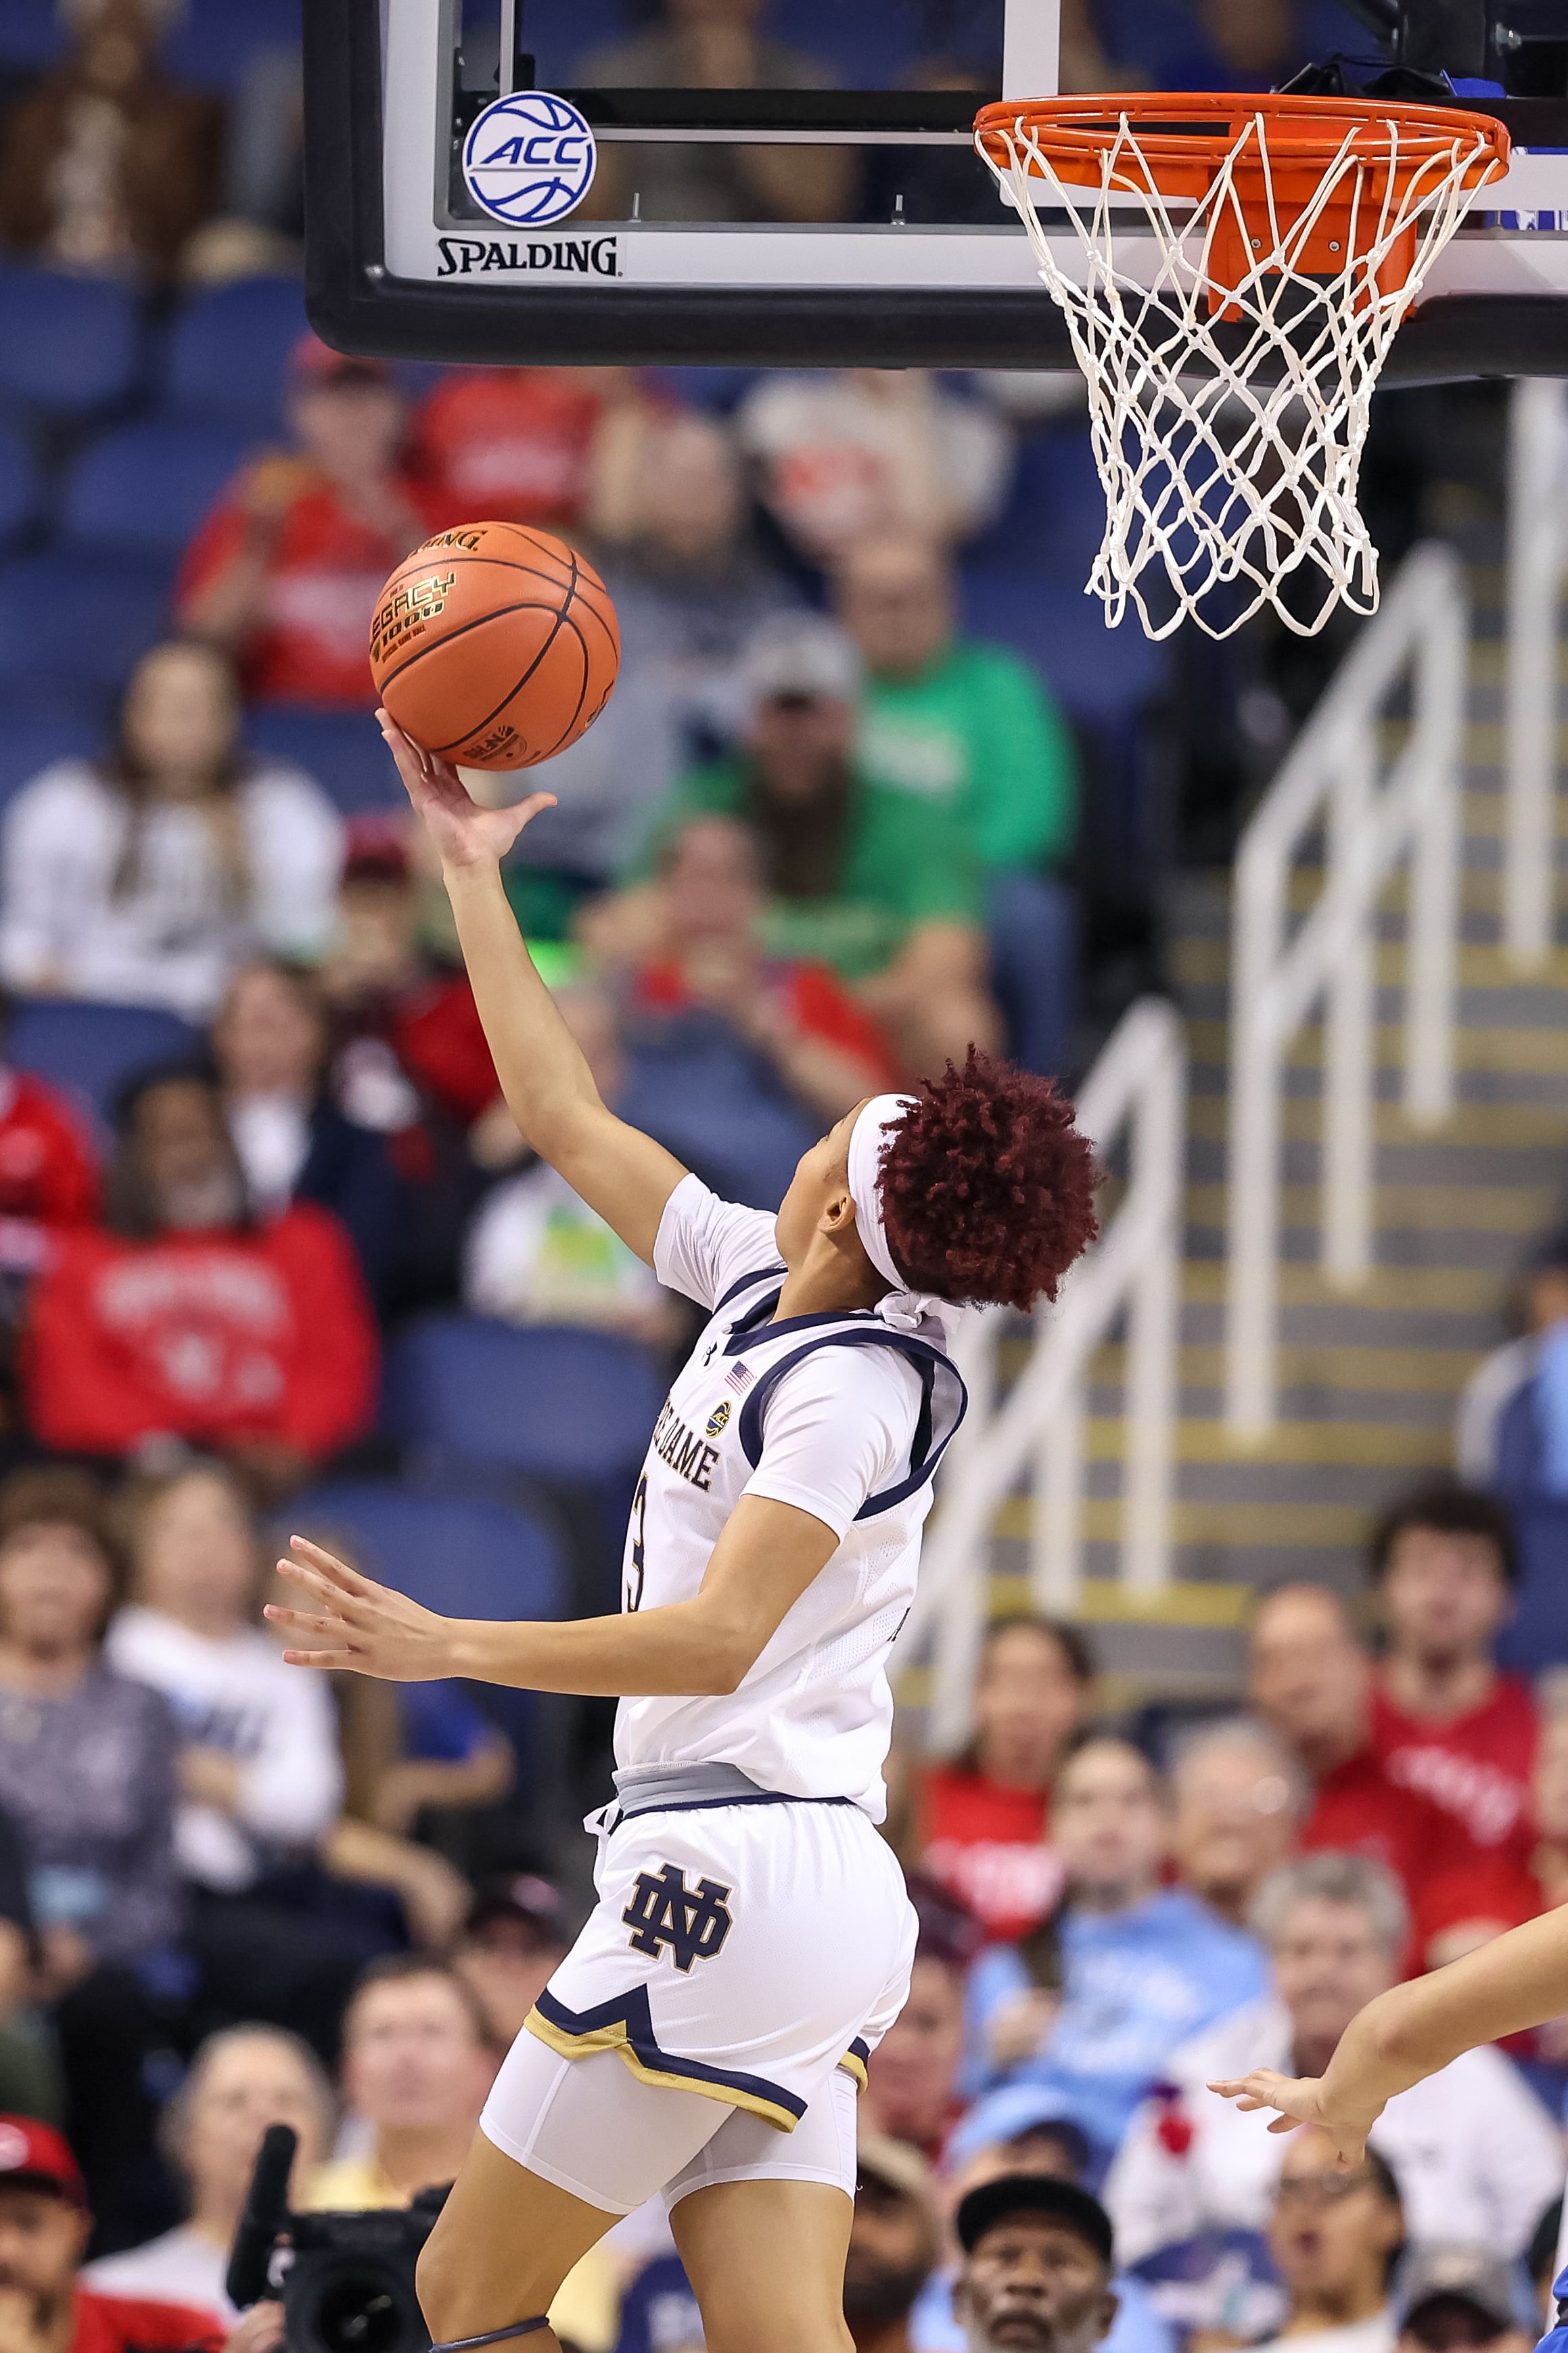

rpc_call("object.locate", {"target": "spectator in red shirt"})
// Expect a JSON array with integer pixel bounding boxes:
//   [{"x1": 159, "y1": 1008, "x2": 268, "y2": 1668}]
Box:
[
  {"x1": 411, "y1": 366, "x2": 644, "y2": 532},
  {"x1": 22, "y1": 1070, "x2": 376, "y2": 1501},
  {"x1": 0, "y1": 2114, "x2": 223, "y2": 2353},
  {"x1": 177, "y1": 338, "x2": 452, "y2": 710},
  {"x1": 1247, "y1": 1583, "x2": 1444, "y2": 1911},
  {"x1": 0, "y1": 997, "x2": 99, "y2": 1371},
  {"x1": 1367, "y1": 1482, "x2": 1536, "y2": 1873},
  {"x1": 916, "y1": 1618, "x2": 1096, "y2": 1944}
]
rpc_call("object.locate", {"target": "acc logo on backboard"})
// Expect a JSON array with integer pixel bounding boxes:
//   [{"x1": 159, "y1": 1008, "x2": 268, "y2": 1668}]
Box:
[{"x1": 461, "y1": 91, "x2": 597, "y2": 227}]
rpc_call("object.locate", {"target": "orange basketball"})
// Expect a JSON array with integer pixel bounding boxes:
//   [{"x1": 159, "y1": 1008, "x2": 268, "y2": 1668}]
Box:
[{"x1": 368, "y1": 520, "x2": 621, "y2": 771}]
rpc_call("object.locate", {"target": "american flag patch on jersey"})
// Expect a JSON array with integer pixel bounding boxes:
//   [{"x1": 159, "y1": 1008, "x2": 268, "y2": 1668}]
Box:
[{"x1": 725, "y1": 1361, "x2": 754, "y2": 1394}]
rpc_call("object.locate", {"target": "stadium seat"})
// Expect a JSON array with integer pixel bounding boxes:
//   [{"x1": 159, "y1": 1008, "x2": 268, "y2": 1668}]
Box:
[
  {"x1": 0, "y1": 273, "x2": 141, "y2": 418},
  {"x1": 161, "y1": 277, "x2": 308, "y2": 434},
  {"x1": 382, "y1": 1315, "x2": 664, "y2": 1488},
  {"x1": 288, "y1": 1479, "x2": 566, "y2": 1626},
  {"x1": 161, "y1": 0, "x2": 302, "y2": 91},
  {"x1": 0, "y1": 426, "x2": 34, "y2": 547},
  {"x1": 958, "y1": 564, "x2": 1170, "y2": 727},
  {"x1": 7, "y1": 998, "x2": 200, "y2": 1122},
  {"x1": 245, "y1": 708, "x2": 402, "y2": 813},
  {"x1": 0, "y1": 0, "x2": 62, "y2": 68},
  {"x1": 0, "y1": 553, "x2": 172, "y2": 693},
  {"x1": 285, "y1": 1480, "x2": 569, "y2": 1777},
  {"x1": 965, "y1": 425, "x2": 1109, "y2": 580},
  {"x1": 61, "y1": 422, "x2": 250, "y2": 559},
  {"x1": 0, "y1": 713, "x2": 100, "y2": 813}
]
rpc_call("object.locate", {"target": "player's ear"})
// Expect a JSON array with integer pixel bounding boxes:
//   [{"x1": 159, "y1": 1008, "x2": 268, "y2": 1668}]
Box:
[{"x1": 820, "y1": 1182, "x2": 854, "y2": 1237}]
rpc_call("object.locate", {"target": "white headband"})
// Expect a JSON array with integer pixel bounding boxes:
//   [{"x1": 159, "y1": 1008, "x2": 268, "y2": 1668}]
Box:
[{"x1": 846, "y1": 1095, "x2": 955, "y2": 1336}]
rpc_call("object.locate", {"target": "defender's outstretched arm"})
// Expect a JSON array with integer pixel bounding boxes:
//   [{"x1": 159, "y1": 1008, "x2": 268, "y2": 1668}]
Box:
[
  {"x1": 1211, "y1": 1903, "x2": 1568, "y2": 2164},
  {"x1": 380, "y1": 712, "x2": 685, "y2": 1264}
]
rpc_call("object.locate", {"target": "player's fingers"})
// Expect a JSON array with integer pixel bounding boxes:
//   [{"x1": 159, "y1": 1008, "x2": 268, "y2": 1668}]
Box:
[
  {"x1": 512, "y1": 792, "x2": 559, "y2": 829},
  {"x1": 289, "y1": 1536, "x2": 374, "y2": 1595},
  {"x1": 264, "y1": 1603, "x2": 349, "y2": 1637},
  {"x1": 281, "y1": 1647, "x2": 361, "y2": 1670},
  {"x1": 1268, "y1": 2116, "x2": 1301, "y2": 2134}
]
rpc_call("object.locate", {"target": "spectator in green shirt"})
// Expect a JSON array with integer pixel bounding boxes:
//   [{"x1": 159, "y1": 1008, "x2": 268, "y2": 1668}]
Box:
[
  {"x1": 613, "y1": 615, "x2": 1000, "y2": 1078},
  {"x1": 837, "y1": 531, "x2": 1080, "y2": 1074}
]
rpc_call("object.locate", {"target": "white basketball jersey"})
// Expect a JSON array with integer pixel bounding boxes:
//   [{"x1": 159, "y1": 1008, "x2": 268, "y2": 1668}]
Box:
[{"x1": 614, "y1": 1178, "x2": 967, "y2": 1819}]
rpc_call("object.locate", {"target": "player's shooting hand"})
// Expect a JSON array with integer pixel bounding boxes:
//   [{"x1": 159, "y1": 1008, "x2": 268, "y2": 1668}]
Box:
[
  {"x1": 377, "y1": 710, "x2": 555, "y2": 874},
  {"x1": 1207, "y1": 2070, "x2": 1382, "y2": 2167},
  {"x1": 265, "y1": 1537, "x2": 459, "y2": 1682}
]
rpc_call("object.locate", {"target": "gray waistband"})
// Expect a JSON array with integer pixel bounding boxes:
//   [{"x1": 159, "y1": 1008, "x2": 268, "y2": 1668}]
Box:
[{"x1": 611, "y1": 1762, "x2": 770, "y2": 1818}]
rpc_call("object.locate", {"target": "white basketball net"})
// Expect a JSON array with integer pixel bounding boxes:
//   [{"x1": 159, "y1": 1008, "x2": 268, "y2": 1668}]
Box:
[{"x1": 979, "y1": 108, "x2": 1503, "y2": 641}]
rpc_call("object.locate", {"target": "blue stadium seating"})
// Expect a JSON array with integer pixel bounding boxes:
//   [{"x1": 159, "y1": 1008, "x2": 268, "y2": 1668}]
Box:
[
  {"x1": 382, "y1": 1315, "x2": 664, "y2": 1488},
  {"x1": 958, "y1": 564, "x2": 1170, "y2": 727},
  {"x1": 161, "y1": 0, "x2": 302, "y2": 91},
  {"x1": 62, "y1": 421, "x2": 250, "y2": 560},
  {"x1": 0, "y1": 553, "x2": 172, "y2": 693},
  {"x1": 965, "y1": 426, "x2": 1109, "y2": 582},
  {"x1": 162, "y1": 278, "x2": 308, "y2": 434},
  {"x1": 0, "y1": 0, "x2": 62, "y2": 68},
  {"x1": 285, "y1": 1478, "x2": 569, "y2": 1780},
  {"x1": 245, "y1": 708, "x2": 403, "y2": 813},
  {"x1": 0, "y1": 273, "x2": 141, "y2": 419},
  {"x1": 288, "y1": 1480, "x2": 566, "y2": 1626},
  {"x1": 0, "y1": 426, "x2": 34, "y2": 547},
  {"x1": 0, "y1": 713, "x2": 100, "y2": 813},
  {"x1": 7, "y1": 998, "x2": 200, "y2": 1122}
]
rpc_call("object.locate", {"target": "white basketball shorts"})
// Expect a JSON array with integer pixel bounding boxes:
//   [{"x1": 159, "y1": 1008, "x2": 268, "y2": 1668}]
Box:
[{"x1": 480, "y1": 1796, "x2": 916, "y2": 2213}]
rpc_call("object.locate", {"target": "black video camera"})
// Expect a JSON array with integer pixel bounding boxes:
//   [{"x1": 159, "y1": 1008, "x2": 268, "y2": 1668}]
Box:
[{"x1": 227, "y1": 2126, "x2": 449, "y2": 2353}]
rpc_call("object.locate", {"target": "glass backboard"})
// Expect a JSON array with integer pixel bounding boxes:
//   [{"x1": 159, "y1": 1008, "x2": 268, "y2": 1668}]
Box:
[{"x1": 304, "y1": 0, "x2": 1568, "y2": 374}]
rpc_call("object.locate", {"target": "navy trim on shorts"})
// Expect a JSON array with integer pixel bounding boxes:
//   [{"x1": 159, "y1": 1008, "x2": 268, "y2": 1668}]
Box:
[
  {"x1": 612, "y1": 1790, "x2": 856, "y2": 1825},
  {"x1": 530, "y1": 1984, "x2": 808, "y2": 2126}
]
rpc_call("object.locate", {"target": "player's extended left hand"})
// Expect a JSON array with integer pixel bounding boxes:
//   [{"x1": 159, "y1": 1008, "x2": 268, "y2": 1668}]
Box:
[{"x1": 265, "y1": 1536, "x2": 456, "y2": 1681}]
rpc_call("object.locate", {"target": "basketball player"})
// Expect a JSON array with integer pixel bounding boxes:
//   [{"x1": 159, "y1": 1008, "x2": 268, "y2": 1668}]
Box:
[{"x1": 263, "y1": 715, "x2": 1100, "y2": 2353}]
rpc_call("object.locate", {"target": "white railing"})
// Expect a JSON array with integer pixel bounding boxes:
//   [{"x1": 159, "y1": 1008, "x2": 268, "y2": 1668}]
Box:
[
  {"x1": 894, "y1": 997, "x2": 1187, "y2": 1752},
  {"x1": 1224, "y1": 543, "x2": 1467, "y2": 1443},
  {"x1": 1505, "y1": 378, "x2": 1568, "y2": 969}
]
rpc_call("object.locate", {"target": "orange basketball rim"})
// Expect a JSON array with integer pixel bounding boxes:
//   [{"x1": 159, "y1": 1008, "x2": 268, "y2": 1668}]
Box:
[{"x1": 975, "y1": 91, "x2": 1509, "y2": 314}]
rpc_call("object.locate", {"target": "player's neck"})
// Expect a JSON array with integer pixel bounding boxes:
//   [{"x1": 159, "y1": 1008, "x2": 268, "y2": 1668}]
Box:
[
  {"x1": 775, "y1": 1254, "x2": 885, "y2": 1323},
  {"x1": 1381, "y1": 1650, "x2": 1494, "y2": 1722}
]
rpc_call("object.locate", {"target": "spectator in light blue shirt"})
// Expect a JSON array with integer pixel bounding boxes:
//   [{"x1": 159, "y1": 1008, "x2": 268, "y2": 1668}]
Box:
[{"x1": 965, "y1": 1734, "x2": 1269, "y2": 2151}]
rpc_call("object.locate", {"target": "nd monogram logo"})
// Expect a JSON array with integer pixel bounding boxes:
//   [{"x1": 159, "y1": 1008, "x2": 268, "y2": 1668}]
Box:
[{"x1": 622, "y1": 1863, "x2": 734, "y2": 1973}]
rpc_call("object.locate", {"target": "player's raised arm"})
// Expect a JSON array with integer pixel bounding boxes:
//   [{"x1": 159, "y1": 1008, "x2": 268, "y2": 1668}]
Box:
[
  {"x1": 379, "y1": 711, "x2": 685, "y2": 1264},
  {"x1": 1210, "y1": 1901, "x2": 1568, "y2": 2165}
]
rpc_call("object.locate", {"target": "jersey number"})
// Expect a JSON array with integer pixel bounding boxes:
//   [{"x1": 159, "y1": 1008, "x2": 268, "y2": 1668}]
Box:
[{"x1": 626, "y1": 1474, "x2": 647, "y2": 1612}]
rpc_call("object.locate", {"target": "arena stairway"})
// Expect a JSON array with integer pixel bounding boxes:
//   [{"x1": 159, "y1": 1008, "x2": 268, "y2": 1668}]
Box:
[{"x1": 977, "y1": 558, "x2": 1568, "y2": 1712}]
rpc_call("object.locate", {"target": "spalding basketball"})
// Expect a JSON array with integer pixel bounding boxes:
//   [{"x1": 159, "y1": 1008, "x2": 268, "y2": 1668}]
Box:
[{"x1": 369, "y1": 520, "x2": 620, "y2": 771}]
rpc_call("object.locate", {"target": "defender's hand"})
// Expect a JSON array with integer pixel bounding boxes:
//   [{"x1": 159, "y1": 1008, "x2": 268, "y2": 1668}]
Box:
[
  {"x1": 377, "y1": 710, "x2": 555, "y2": 873},
  {"x1": 1207, "y1": 2070, "x2": 1382, "y2": 2167},
  {"x1": 266, "y1": 1537, "x2": 458, "y2": 1682}
]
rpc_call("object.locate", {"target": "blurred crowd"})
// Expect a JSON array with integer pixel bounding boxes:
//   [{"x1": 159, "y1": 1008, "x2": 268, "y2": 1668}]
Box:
[
  {"x1": 0, "y1": 1467, "x2": 1548, "y2": 2353},
  {"x1": 0, "y1": 6, "x2": 1548, "y2": 2353}
]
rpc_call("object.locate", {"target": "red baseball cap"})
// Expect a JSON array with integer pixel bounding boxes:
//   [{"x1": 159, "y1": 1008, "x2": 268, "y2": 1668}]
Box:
[
  {"x1": 342, "y1": 813, "x2": 412, "y2": 885},
  {"x1": 290, "y1": 332, "x2": 394, "y2": 391},
  {"x1": 0, "y1": 2117, "x2": 87, "y2": 2208}
]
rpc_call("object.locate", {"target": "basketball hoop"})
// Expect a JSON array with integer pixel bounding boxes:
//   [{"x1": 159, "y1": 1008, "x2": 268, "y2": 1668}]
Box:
[{"x1": 974, "y1": 93, "x2": 1509, "y2": 641}]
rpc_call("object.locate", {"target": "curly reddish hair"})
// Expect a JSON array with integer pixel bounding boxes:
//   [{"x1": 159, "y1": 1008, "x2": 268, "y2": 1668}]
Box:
[{"x1": 878, "y1": 1049, "x2": 1099, "y2": 1314}]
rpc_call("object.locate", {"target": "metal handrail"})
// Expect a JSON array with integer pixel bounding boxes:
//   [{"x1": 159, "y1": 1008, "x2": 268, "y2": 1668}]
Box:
[
  {"x1": 895, "y1": 997, "x2": 1187, "y2": 1752},
  {"x1": 1224, "y1": 543, "x2": 1467, "y2": 1442},
  {"x1": 1505, "y1": 378, "x2": 1568, "y2": 969}
]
